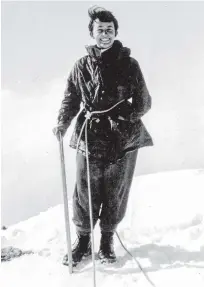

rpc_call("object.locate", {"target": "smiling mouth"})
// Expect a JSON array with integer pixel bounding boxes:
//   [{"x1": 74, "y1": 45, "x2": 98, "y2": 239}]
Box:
[{"x1": 100, "y1": 39, "x2": 111, "y2": 43}]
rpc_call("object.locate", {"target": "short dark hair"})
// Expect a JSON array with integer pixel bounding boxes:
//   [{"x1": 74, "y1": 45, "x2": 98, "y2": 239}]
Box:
[{"x1": 88, "y1": 10, "x2": 119, "y2": 36}]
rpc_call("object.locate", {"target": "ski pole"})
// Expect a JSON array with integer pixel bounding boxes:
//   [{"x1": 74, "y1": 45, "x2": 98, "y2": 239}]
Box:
[{"x1": 59, "y1": 132, "x2": 73, "y2": 274}]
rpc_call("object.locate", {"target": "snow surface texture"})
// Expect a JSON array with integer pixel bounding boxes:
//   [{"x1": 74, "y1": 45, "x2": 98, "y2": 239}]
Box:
[{"x1": 1, "y1": 169, "x2": 204, "y2": 287}]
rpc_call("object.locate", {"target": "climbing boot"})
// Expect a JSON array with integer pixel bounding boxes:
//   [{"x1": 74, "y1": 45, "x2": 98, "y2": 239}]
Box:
[
  {"x1": 62, "y1": 232, "x2": 91, "y2": 266},
  {"x1": 98, "y1": 232, "x2": 116, "y2": 264}
]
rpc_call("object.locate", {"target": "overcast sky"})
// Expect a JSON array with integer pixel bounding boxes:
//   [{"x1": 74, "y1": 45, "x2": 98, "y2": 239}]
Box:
[{"x1": 2, "y1": 1, "x2": 204, "y2": 226}]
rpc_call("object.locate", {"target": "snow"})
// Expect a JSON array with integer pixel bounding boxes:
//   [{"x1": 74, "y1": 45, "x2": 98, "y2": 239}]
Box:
[{"x1": 1, "y1": 169, "x2": 204, "y2": 287}]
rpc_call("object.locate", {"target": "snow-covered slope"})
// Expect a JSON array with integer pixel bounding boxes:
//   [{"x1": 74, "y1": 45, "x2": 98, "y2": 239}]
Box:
[{"x1": 1, "y1": 169, "x2": 204, "y2": 287}]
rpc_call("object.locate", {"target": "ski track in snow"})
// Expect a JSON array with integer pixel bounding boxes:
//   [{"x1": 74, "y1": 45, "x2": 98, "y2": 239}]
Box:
[{"x1": 1, "y1": 169, "x2": 204, "y2": 287}]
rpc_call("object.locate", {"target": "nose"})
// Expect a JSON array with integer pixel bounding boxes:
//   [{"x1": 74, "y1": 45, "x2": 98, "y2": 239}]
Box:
[{"x1": 102, "y1": 30, "x2": 108, "y2": 36}]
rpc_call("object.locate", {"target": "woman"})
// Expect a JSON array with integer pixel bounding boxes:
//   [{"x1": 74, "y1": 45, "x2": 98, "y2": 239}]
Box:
[{"x1": 53, "y1": 6, "x2": 153, "y2": 266}]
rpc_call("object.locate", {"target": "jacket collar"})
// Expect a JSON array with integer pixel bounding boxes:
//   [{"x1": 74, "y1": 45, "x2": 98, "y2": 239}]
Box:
[{"x1": 85, "y1": 40, "x2": 131, "y2": 62}]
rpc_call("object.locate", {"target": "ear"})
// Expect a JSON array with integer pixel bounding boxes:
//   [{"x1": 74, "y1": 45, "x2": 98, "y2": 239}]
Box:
[{"x1": 115, "y1": 30, "x2": 118, "y2": 37}]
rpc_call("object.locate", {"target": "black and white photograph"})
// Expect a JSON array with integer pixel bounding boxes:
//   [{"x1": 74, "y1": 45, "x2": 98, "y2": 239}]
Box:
[{"x1": 1, "y1": 1, "x2": 204, "y2": 286}]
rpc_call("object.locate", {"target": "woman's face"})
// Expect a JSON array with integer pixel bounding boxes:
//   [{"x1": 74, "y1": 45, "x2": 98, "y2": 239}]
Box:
[{"x1": 91, "y1": 19, "x2": 116, "y2": 49}]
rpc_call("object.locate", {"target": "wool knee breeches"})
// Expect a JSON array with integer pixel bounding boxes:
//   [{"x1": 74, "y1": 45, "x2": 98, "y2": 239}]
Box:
[{"x1": 72, "y1": 149, "x2": 138, "y2": 233}]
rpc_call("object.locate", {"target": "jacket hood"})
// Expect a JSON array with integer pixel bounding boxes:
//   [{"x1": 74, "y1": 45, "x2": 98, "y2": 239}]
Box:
[{"x1": 85, "y1": 40, "x2": 131, "y2": 62}]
